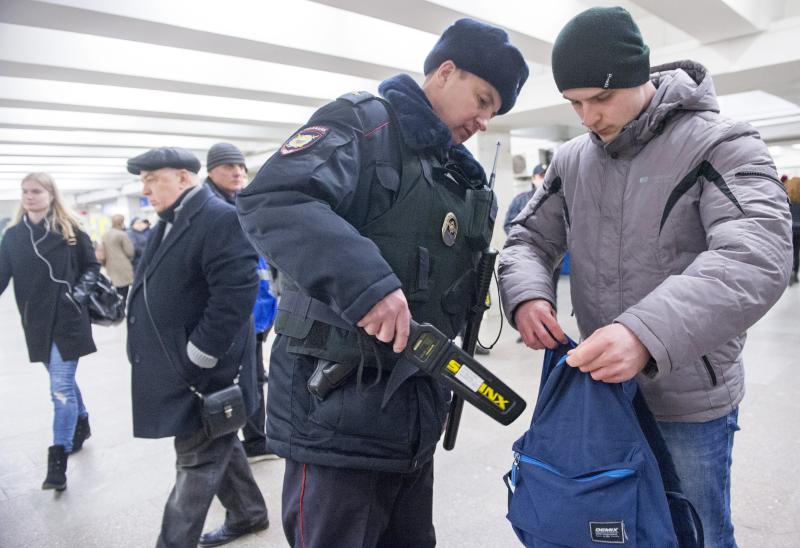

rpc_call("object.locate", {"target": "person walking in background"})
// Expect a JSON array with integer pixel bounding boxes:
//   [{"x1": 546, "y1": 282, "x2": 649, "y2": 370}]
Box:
[
  {"x1": 503, "y1": 162, "x2": 547, "y2": 235},
  {"x1": 0, "y1": 172, "x2": 99, "y2": 492},
  {"x1": 99, "y1": 214, "x2": 134, "y2": 301},
  {"x1": 786, "y1": 176, "x2": 800, "y2": 285},
  {"x1": 125, "y1": 147, "x2": 268, "y2": 548},
  {"x1": 499, "y1": 8, "x2": 791, "y2": 546},
  {"x1": 204, "y1": 142, "x2": 279, "y2": 461},
  {"x1": 127, "y1": 217, "x2": 150, "y2": 274}
]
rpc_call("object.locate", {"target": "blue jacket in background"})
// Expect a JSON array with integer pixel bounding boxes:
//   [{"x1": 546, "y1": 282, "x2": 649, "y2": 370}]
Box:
[{"x1": 254, "y1": 256, "x2": 277, "y2": 333}]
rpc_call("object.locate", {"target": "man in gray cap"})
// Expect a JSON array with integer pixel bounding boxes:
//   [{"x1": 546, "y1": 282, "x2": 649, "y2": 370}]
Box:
[
  {"x1": 499, "y1": 7, "x2": 792, "y2": 547},
  {"x1": 238, "y1": 17, "x2": 528, "y2": 547},
  {"x1": 204, "y1": 142, "x2": 248, "y2": 203},
  {"x1": 204, "y1": 142, "x2": 279, "y2": 463},
  {"x1": 125, "y1": 147, "x2": 269, "y2": 547}
]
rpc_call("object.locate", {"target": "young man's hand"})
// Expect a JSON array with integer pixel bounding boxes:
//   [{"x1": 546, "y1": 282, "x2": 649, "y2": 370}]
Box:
[
  {"x1": 514, "y1": 299, "x2": 567, "y2": 349},
  {"x1": 357, "y1": 289, "x2": 411, "y2": 353},
  {"x1": 566, "y1": 323, "x2": 649, "y2": 383}
]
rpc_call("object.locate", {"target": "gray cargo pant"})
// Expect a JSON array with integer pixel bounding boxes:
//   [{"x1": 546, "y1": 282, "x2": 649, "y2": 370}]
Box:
[{"x1": 156, "y1": 429, "x2": 268, "y2": 548}]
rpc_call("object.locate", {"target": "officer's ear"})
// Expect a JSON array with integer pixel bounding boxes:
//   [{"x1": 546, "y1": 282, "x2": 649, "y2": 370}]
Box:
[{"x1": 432, "y1": 60, "x2": 458, "y2": 86}]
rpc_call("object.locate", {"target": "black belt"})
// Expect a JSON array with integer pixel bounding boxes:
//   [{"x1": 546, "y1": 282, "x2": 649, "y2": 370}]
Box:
[{"x1": 279, "y1": 289, "x2": 352, "y2": 330}]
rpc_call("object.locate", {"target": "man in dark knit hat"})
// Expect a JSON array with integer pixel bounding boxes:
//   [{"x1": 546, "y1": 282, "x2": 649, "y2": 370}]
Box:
[
  {"x1": 125, "y1": 147, "x2": 269, "y2": 547},
  {"x1": 238, "y1": 17, "x2": 528, "y2": 547},
  {"x1": 204, "y1": 142, "x2": 248, "y2": 203},
  {"x1": 203, "y1": 142, "x2": 280, "y2": 469},
  {"x1": 499, "y1": 7, "x2": 792, "y2": 547}
]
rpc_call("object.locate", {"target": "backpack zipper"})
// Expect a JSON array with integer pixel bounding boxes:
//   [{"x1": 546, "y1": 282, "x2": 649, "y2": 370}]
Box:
[
  {"x1": 512, "y1": 451, "x2": 635, "y2": 486},
  {"x1": 701, "y1": 355, "x2": 718, "y2": 386}
]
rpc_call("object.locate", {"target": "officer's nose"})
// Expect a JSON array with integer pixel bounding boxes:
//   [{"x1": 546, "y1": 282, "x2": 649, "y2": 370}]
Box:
[{"x1": 476, "y1": 116, "x2": 489, "y2": 132}]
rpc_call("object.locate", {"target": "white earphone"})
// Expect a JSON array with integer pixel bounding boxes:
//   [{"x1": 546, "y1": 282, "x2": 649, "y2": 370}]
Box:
[{"x1": 23, "y1": 214, "x2": 81, "y2": 312}]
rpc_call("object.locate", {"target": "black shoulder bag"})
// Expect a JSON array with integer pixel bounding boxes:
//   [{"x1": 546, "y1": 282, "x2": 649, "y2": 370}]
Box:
[
  {"x1": 70, "y1": 232, "x2": 125, "y2": 326},
  {"x1": 73, "y1": 270, "x2": 126, "y2": 326}
]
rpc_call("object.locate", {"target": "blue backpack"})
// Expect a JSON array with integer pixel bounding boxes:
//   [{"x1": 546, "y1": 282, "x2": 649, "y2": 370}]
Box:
[{"x1": 505, "y1": 340, "x2": 702, "y2": 547}]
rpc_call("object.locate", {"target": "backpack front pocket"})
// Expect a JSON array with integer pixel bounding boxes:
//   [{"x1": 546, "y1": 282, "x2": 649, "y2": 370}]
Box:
[{"x1": 507, "y1": 449, "x2": 642, "y2": 547}]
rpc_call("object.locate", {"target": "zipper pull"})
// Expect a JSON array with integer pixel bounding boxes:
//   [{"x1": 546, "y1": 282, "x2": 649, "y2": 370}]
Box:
[{"x1": 511, "y1": 452, "x2": 520, "y2": 487}]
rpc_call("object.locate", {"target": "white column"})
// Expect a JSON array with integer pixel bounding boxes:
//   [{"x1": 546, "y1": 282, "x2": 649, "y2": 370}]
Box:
[
  {"x1": 471, "y1": 130, "x2": 514, "y2": 322},
  {"x1": 473, "y1": 130, "x2": 514, "y2": 250}
]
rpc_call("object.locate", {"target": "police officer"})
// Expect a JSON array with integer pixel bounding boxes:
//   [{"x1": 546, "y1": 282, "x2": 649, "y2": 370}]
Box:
[{"x1": 238, "y1": 18, "x2": 528, "y2": 547}]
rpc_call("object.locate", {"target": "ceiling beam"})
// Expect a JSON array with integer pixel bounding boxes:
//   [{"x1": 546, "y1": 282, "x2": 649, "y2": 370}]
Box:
[
  {"x1": 0, "y1": 0, "x2": 425, "y2": 81},
  {"x1": 631, "y1": 0, "x2": 778, "y2": 43},
  {"x1": 312, "y1": 0, "x2": 557, "y2": 65}
]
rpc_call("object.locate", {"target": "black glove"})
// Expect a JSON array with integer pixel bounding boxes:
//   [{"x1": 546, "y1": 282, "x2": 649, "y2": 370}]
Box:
[{"x1": 72, "y1": 270, "x2": 99, "y2": 306}]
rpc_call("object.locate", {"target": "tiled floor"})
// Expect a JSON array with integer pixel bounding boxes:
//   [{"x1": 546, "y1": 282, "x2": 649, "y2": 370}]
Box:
[{"x1": 1, "y1": 277, "x2": 799, "y2": 547}]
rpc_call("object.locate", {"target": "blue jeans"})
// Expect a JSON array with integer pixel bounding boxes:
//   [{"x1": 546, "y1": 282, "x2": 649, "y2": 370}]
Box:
[
  {"x1": 43, "y1": 343, "x2": 88, "y2": 453},
  {"x1": 659, "y1": 409, "x2": 740, "y2": 548}
]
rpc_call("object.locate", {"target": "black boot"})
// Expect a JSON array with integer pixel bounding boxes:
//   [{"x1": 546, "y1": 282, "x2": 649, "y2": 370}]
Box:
[
  {"x1": 42, "y1": 445, "x2": 68, "y2": 491},
  {"x1": 71, "y1": 415, "x2": 91, "y2": 453},
  {"x1": 790, "y1": 272, "x2": 799, "y2": 286}
]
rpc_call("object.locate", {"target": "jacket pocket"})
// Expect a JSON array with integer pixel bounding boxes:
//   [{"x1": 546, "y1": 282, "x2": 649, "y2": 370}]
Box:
[
  {"x1": 406, "y1": 246, "x2": 430, "y2": 303},
  {"x1": 701, "y1": 355, "x2": 718, "y2": 386},
  {"x1": 308, "y1": 365, "x2": 410, "y2": 444},
  {"x1": 508, "y1": 450, "x2": 641, "y2": 547}
]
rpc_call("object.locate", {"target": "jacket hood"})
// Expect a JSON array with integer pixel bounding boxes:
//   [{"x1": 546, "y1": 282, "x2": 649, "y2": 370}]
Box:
[{"x1": 599, "y1": 60, "x2": 720, "y2": 155}]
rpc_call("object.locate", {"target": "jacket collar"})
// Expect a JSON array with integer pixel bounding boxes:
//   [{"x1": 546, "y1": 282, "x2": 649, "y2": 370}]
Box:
[
  {"x1": 131, "y1": 185, "x2": 211, "y2": 295},
  {"x1": 204, "y1": 178, "x2": 236, "y2": 205},
  {"x1": 379, "y1": 74, "x2": 487, "y2": 184},
  {"x1": 595, "y1": 60, "x2": 719, "y2": 157}
]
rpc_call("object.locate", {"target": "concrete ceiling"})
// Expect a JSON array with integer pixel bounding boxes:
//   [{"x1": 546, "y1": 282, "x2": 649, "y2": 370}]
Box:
[{"x1": 1, "y1": 0, "x2": 799, "y2": 201}]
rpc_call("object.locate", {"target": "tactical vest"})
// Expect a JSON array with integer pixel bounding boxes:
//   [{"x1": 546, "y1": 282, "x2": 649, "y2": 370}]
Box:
[{"x1": 275, "y1": 94, "x2": 495, "y2": 369}]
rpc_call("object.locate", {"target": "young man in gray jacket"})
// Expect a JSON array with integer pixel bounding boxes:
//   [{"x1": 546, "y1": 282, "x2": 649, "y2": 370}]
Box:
[{"x1": 499, "y1": 7, "x2": 792, "y2": 547}]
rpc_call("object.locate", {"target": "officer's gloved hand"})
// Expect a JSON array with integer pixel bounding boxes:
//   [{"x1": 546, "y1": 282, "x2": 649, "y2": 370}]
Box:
[{"x1": 71, "y1": 270, "x2": 99, "y2": 306}]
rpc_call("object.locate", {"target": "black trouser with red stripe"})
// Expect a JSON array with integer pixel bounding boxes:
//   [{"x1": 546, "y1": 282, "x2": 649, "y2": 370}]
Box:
[{"x1": 282, "y1": 458, "x2": 436, "y2": 548}]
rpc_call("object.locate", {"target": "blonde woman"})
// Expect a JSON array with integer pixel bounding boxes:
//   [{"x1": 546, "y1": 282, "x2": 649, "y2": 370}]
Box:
[{"x1": 0, "y1": 172, "x2": 100, "y2": 491}]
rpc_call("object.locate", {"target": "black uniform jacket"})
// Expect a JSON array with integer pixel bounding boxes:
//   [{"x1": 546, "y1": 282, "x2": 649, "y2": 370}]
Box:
[
  {"x1": 0, "y1": 218, "x2": 98, "y2": 363},
  {"x1": 238, "y1": 74, "x2": 488, "y2": 472},
  {"x1": 126, "y1": 185, "x2": 259, "y2": 439}
]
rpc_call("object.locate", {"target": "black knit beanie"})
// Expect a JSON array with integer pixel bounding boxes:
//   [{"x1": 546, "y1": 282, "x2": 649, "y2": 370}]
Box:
[
  {"x1": 424, "y1": 18, "x2": 529, "y2": 115},
  {"x1": 551, "y1": 7, "x2": 650, "y2": 92}
]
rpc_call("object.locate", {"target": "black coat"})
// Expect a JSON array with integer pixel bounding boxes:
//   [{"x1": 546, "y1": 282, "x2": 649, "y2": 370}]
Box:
[
  {"x1": 126, "y1": 186, "x2": 259, "y2": 439},
  {"x1": 0, "y1": 218, "x2": 98, "y2": 362},
  {"x1": 237, "y1": 77, "x2": 487, "y2": 472}
]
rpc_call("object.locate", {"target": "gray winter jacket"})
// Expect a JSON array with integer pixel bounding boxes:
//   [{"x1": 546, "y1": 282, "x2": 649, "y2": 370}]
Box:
[{"x1": 499, "y1": 61, "x2": 792, "y2": 422}]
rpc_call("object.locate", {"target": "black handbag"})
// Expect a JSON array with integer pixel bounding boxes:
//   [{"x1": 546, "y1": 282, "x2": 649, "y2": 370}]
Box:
[
  {"x1": 86, "y1": 272, "x2": 126, "y2": 326},
  {"x1": 201, "y1": 384, "x2": 247, "y2": 439}
]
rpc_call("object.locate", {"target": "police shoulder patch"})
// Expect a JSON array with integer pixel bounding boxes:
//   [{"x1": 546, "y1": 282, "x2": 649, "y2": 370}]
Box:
[{"x1": 280, "y1": 126, "x2": 330, "y2": 155}]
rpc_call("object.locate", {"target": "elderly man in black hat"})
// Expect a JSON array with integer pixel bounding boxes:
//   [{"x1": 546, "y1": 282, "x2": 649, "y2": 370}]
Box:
[
  {"x1": 125, "y1": 147, "x2": 269, "y2": 548},
  {"x1": 237, "y1": 18, "x2": 529, "y2": 547}
]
